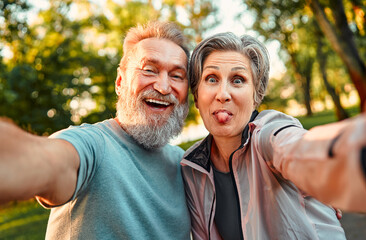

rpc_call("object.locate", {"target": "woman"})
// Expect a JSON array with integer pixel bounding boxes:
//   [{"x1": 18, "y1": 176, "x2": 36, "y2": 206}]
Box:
[{"x1": 181, "y1": 32, "x2": 366, "y2": 239}]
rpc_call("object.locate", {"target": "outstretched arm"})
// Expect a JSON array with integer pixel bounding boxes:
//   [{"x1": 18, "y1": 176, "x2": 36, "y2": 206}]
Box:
[
  {"x1": 271, "y1": 114, "x2": 366, "y2": 212},
  {"x1": 0, "y1": 118, "x2": 79, "y2": 206}
]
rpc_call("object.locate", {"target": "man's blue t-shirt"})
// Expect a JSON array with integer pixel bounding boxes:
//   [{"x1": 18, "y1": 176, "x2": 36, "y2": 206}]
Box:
[{"x1": 41, "y1": 119, "x2": 191, "y2": 239}]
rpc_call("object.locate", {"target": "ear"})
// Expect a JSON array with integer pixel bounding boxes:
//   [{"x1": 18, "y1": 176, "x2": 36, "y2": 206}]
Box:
[{"x1": 115, "y1": 69, "x2": 123, "y2": 96}]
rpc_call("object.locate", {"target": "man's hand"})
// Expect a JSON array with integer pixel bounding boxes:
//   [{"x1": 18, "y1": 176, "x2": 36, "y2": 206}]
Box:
[{"x1": 274, "y1": 113, "x2": 366, "y2": 212}]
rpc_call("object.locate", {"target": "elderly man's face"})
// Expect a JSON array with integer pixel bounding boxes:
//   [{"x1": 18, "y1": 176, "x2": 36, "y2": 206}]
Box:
[{"x1": 115, "y1": 38, "x2": 189, "y2": 149}]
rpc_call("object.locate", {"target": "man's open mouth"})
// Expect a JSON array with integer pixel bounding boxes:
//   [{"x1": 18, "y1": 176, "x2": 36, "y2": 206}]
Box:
[{"x1": 145, "y1": 98, "x2": 172, "y2": 108}]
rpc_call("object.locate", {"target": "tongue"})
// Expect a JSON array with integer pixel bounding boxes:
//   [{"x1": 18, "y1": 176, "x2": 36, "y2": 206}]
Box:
[{"x1": 216, "y1": 111, "x2": 230, "y2": 123}]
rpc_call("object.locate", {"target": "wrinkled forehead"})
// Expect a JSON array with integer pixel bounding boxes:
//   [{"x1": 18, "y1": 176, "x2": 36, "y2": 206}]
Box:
[
  {"x1": 202, "y1": 50, "x2": 250, "y2": 67},
  {"x1": 133, "y1": 38, "x2": 188, "y2": 69}
]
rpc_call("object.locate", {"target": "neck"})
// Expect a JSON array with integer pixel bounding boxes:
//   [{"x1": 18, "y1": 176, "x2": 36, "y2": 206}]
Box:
[
  {"x1": 114, "y1": 117, "x2": 125, "y2": 130},
  {"x1": 210, "y1": 135, "x2": 241, "y2": 173}
]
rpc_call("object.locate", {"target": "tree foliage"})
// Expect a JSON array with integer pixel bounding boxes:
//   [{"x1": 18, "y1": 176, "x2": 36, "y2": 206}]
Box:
[
  {"x1": 0, "y1": 0, "x2": 217, "y2": 134},
  {"x1": 243, "y1": 0, "x2": 365, "y2": 118},
  {"x1": 307, "y1": 0, "x2": 366, "y2": 111}
]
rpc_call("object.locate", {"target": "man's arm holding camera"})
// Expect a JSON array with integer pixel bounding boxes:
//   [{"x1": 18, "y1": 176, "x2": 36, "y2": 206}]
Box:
[{"x1": 0, "y1": 118, "x2": 79, "y2": 206}]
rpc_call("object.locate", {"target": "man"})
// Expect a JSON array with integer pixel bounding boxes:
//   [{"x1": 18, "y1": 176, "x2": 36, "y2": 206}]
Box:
[{"x1": 0, "y1": 21, "x2": 191, "y2": 239}]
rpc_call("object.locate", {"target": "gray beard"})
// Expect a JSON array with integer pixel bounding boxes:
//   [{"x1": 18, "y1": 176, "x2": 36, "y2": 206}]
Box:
[{"x1": 116, "y1": 88, "x2": 188, "y2": 150}]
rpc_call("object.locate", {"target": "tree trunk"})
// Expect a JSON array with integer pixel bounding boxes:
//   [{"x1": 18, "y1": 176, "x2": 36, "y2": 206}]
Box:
[
  {"x1": 317, "y1": 38, "x2": 349, "y2": 120},
  {"x1": 307, "y1": 0, "x2": 366, "y2": 112},
  {"x1": 303, "y1": 60, "x2": 313, "y2": 117},
  {"x1": 290, "y1": 53, "x2": 313, "y2": 116}
]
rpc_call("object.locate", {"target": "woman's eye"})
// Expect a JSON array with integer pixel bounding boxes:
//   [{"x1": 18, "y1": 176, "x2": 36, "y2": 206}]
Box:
[
  {"x1": 206, "y1": 76, "x2": 217, "y2": 83},
  {"x1": 233, "y1": 77, "x2": 244, "y2": 84}
]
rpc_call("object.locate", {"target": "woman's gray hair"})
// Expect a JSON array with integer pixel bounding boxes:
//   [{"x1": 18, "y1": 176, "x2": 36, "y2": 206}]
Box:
[{"x1": 189, "y1": 32, "x2": 270, "y2": 108}]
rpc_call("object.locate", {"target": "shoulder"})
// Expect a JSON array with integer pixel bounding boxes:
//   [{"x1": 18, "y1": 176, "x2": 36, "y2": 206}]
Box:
[
  {"x1": 252, "y1": 110, "x2": 302, "y2": 129},
  {"x1": 50, "y1": 119, "x2": 114, "y2": 141},
  {"x1": 250, "y1": 110, "x2": 305, "y2": 149},
  {"x1": 163, "y1": 144, "x2": 185, "y2": 159},
  {"x1": 183, "y1": 138, "x2": 205, "y2": 158},
  {"x1": 48, "y1": 120, "x2": 113, "y2": 160}
]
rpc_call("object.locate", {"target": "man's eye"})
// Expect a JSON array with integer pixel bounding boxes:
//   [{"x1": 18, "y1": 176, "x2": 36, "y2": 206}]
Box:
[
  {"x1": 173, "y1": 75, "x2": 183, "y2": 80},
  {"x1": 172, "y1": 73, "x2": 185, "y2": 81},
  {"x1": 142, "y1": 66, "x2": 157, "y2": 74}
]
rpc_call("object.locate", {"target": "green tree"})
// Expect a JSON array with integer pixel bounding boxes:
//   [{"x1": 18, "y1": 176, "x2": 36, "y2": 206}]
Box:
[
  {"x1": 307, "y1": 0, "x2": 366, "y2": 111},
  {"x1": 0, "y1": 0, "x2": 219, "y2": 134},
  {"x1": 243, "y1": 0, "x2": 351, "y2": 119},
  {"x1": 314, "y1": 21, "x2": 349, "y2": 120},
  {"x1": 243, "y1": 0, "x2": 315, "y2": 115}
]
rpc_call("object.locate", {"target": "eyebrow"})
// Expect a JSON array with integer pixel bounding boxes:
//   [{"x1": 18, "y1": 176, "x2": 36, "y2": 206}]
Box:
[
  {"x1": 203, "y1": 65, "x2": 219, "y2": 70},
  {"x1": 231, "y1": 66, "x2": 248, "y2": 71},
  {"x1": 141, "y1": 57, "x2": 187, "y2": 72},
  {"x1": 203, "y1": 65, "x2": 248, "y2": 72}
]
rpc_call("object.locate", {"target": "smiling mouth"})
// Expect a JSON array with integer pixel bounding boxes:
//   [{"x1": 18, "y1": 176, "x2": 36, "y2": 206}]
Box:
[{"x1": 145, "y1": 98, "x2": 172, "y2": 109}]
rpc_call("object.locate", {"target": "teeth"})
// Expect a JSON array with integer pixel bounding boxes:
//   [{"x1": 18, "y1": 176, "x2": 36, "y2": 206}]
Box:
[{"x1": 145, "y1": 99, "x2": 170, "y2": 106}]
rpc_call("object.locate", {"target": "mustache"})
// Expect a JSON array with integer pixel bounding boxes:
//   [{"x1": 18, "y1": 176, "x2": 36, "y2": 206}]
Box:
[{"x1": 138, "y1": 89, "x2": 179, "y2": 105}]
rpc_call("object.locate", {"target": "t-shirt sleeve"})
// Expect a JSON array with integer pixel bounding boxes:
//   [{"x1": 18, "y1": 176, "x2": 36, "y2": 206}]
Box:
[{"x1": 49, "y1": 124, "x2": 105, "y2": 204}]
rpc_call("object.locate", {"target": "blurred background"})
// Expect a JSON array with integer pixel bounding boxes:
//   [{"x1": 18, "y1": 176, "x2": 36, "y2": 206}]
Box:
[{"x1": 0, "y1": 0, "x2": 365, "y2": 239}]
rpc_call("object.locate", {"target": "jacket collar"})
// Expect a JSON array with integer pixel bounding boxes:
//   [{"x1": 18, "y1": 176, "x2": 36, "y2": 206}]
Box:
[{"x1": 185, "y1": 110, "x2": 259, "y2": 171}]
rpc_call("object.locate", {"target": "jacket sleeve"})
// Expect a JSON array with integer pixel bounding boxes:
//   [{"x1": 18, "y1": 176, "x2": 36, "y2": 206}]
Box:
[{"x1": 258, "y1": 112, "x2": 366, "y2": 212}]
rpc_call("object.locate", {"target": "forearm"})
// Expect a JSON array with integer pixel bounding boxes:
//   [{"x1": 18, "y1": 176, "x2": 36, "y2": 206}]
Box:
[
  {"x1": 0, "y1": 119, "x2": 49, "y2": 203},
  {"x1": 0, "y1": 119, "x2": 79, "y2": 206},
  {"x1": 273, "y1": 114, "x2": 366, "y2": 212}
]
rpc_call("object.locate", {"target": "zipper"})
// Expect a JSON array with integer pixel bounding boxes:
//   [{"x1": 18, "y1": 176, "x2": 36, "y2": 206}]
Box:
[{"x1": 207, "y1": 194, "x2": 215, "y2": 240}]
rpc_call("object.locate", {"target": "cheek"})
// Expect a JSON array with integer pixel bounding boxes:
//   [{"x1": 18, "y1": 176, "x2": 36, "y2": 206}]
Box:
[
  {"x1": 237, "y1": 94, "x2": 255, "y2": 117},
  {"x1": 178, "y1": 83, "x2": 189, "y2": 103},
  {"x1": 242, "y1": 86, "x2": 255, "y2": 106},
  {"x1": 198, "y1": 107, "x2": 211, "y2": 128},
  {"x1": 196, "y1": 84, "x2": 213, "y2": 103},
  {"x1": 196, "y1": 96, "x2": 212, "y2": 123},
  {"x1": 128, "y1": 73, "x2": 152, "y2": 95},
  {"x1": 195, "y1": 92, "x2": 208, "y2": 111}
]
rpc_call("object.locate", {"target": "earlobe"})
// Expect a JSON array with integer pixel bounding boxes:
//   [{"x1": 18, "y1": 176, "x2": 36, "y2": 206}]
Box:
[{"x1": 115, "y1": 73, "x2": 122, "y2": 96}]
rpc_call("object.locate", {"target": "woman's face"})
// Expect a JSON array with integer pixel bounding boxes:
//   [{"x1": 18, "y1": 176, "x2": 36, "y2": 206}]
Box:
[{"x1": 196, "y1": 50, "x2": 255, "y2": 140}]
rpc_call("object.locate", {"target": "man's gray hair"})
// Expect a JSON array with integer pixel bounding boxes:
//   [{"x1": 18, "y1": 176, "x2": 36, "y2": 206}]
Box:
[
  {"x1": 189, "y1": 32, "x2": 270, "y2": 108},
  {"x1": 120, "y1": 21, "x2": 190, "y2": 71}
]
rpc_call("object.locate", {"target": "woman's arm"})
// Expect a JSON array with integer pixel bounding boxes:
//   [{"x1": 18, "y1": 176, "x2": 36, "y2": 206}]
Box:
[
  {"x1": 0, "y1": 118, "x2": 80, "y2": 206},
  {"x1": 269, "y1": 114, "x2": 366, "y2": 212}
]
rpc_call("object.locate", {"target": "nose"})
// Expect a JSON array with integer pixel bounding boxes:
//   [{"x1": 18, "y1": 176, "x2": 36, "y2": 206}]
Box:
[
  {"x1": 216, "y1": 82, "x2": 231, "y2": 103},
  {"x1": 153, "y1": 72, "x2": 172, "y2": 95}
]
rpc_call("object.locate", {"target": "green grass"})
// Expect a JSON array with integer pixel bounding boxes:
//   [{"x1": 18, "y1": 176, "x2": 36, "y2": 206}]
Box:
[
  {"x1": 296, "y1": 106, "x2": 359, "y2": 130},
  {"x1": 179, "y1": 138, "x2": 203, "y2": 150},
  {"x1": 0, "y1": 200, "x2": 49, "y2": 240},
  {"x1": 0, "y1": 106, "x2": 361, "y2": 239}
]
